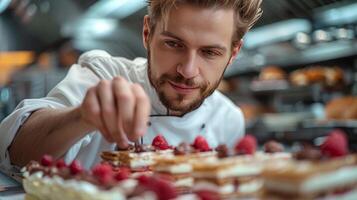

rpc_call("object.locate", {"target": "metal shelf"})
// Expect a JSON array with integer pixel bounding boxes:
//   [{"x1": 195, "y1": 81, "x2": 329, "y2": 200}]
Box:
[{"x1": 225, "y1": 40, "x2": 357, "y2": 77}]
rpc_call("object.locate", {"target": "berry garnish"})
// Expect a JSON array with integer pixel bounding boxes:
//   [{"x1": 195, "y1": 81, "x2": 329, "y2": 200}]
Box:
[
  {"x1": 152, "y1": 134, "x2": 170, "y2": 150},
  {"x1": 235, "y1": 135, "x2": 257, "y2": 155},
  {"x1": 195, "y1": 190, "x2": 221, "y2": 200},
  {"x1": 55, "y1": 159, "x2": 67, "y2": 169},
  {"x1": 69, "y1": 160, "x2": 83, "y2": 175},
  {"x1": 192, "y1": 135, "x2": 211, "y2": 152},
  {"x1": 137, "y1": 175, "x2": 150, "y2": 184},
  {"x1": 321, "y1": 129, "x2": 348, "y2": 158},
  {"x1": 92, "y1": 163, "x2": 113, "y2": 184},
  {"x1": 114, "y1": 167, "x2": 130, "y2": 182},
  {"x1": 41, "y1": 155, "x2": 53, "y2": 167}
]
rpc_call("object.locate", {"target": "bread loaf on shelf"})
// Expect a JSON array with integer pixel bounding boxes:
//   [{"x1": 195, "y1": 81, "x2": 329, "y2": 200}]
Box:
[{"x1": 325, "y1": 96, "x2": 357, "y2": 120}]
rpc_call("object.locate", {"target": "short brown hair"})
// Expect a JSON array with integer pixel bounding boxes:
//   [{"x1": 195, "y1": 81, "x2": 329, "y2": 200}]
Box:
[{"x1": 147, "y1": 0, "x2": 263, "y2": 44}]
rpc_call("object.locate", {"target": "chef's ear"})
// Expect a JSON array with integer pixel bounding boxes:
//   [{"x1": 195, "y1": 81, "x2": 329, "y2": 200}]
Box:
[
  {"x1": 228, "y1": 39, "x2": 243, "y2": 65},
  {"x1": 142, "y1": 15, "x2": 151, "y2": 49}
]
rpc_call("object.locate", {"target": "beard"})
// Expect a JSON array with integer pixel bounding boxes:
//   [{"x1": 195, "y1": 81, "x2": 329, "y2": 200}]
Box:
[{"x1": 147, "y1": 49, "x2": 228, "y2": 115}]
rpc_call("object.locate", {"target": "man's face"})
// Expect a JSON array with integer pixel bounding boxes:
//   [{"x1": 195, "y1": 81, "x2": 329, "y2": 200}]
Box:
[{"x1": 144, "y1": 4, "x2": 241, "y2": 115}]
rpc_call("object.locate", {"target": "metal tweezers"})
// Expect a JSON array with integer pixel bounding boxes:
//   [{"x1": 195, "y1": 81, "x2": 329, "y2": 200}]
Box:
[{"x1": 134, "y1": 114, "x2": 169, "y2": 145}]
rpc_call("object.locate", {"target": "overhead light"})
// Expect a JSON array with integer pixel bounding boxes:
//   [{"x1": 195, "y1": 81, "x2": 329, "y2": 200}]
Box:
[
  {"x1": 0, "y1": 0, "x2": 11, "y2": 14},
  {"x1": 244, "y1": 19, "x2": 312, "y2": 49},
  {"x1": 90, "y1": 19, "x2": 116, "y2": 36},
  {"x1": 315, "y1": 2, "x2": 357, "y2": 26},
  {"x1": 87, "y1": 0, "x2": 146, "y2": 19},
  {"x1": 63, "y1": 18, "x2": 117, "y2": 38}
]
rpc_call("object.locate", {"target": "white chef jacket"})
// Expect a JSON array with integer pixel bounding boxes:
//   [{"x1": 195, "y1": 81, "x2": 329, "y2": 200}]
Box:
[{"x1": 0, "y1": 50, "x2": 244, "y2": 170}]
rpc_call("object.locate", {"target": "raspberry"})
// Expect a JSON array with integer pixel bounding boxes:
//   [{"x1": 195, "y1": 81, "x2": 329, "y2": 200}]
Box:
[
  {"x1": 138, "y1": 175, "x2": 177, "y2": 200},
  {"x1": 195, "y1": 190, "x2": 221, "y2": 200},
  {"x1": 92, "y1": 163, "x2": 114, "y2": 184},
  {"x1": 152, "y1": 178, "x2": 177, "y2": 200},
  {"x1": 321, "y1": 129, "x2": 348, "y2": 158},
  {"x1": 192, "y1": 135, "x2": 211, "y2": 152},
  {"x1": 152, "y1": 134, "x2": 170, "y2": 150},
  {"x1": 69, "y1": 160, "x2": 83, "y2": 175},
  {"x1": 114, "y1": 167, "x2": 130, "y2": 182},
  {"x1": 133, "y1": 176, "x2": 177, "y2": 200},
  {"x1": 92, "y1": 163, "x2": 113, "y2": 177},
  {"x1": 235, "y1": 135, "x2": 257, "y2": 155},
  {"x1": 137, "y1": 175, "x2": 151, "y2": 185},
  {"x1": 41, "y1": 155, "x2": 53, "y2": 167},
  {"x1": 55, "y1": 159, "x2": 67, "y2": 169}
]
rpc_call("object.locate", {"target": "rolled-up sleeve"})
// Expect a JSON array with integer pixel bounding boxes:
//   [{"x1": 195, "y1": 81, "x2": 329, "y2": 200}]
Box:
[{"x1": 0, "y1": 59, "x2": 100, "y2": 171}]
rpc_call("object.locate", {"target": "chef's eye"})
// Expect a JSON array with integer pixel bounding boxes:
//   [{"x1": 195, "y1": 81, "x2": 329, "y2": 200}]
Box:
[
  {"x1": 201, "y1": 49, "x2": 221, "y2": 58},
  {"x1": 165, "y1": 41, "x2": 184, "y2": 49}
]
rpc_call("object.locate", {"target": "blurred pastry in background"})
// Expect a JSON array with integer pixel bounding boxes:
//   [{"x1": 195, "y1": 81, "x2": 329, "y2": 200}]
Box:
[
  {"x1": 237, "y1": 102, "x2": 276, "y2": 126},
  {"x1": 304, "y1": 66, "x2": 326, "y2": 84},
  {"x1": 258, "y1": 66, "x2": 286, "y2": 81},
  {"x1": 325, "y1": 96, "x2": 357, "y2": 120},
  {"x1": 324, "y1": 66, "x2": 344, "y2": 86},
  {"x1": 237, "y1": 103, "x2": 263, "y2": 122},
  {"x1": 290, "y1": 69, "x2": 308, "y2": 86},
  {"x1": 290, "y1": 65, "x2": 345, "y2": 87}
]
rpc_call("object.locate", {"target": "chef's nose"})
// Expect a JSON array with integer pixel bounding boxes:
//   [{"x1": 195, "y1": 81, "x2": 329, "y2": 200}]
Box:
[{"x1": 176, "y1": 52, "x2": 200, "y2": 79}]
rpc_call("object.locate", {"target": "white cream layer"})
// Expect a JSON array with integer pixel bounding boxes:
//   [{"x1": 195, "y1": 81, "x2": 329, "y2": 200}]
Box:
[
  {"x1": 23, "y1": 172, "x2": 126, "y2": 200},
  {"x1": 155, "y1": 163, "x2": 192, "y2": 174},
  {"x1": 174, "y1": 177, "x2": 194, "y2": 187},
  {"x1": 265, "y1": 166, "x2": 357, "y2": 194},
  {"x1": 194, "y1": 164, "x2": 261, "y2": 179},
  {"x1": 194, "y1": 181, "x2": 235, "y2": 194},
  {"x1": 238, "y1": 180, "x2": 263, "y2": 194}
]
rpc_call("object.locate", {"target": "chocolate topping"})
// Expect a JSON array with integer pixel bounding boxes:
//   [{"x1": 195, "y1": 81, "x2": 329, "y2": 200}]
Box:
[
  {"x1": 215, "y1": 144, "x2": 230, "y2": 158},
  {"x1": 264, "y1": 140, "x2": 284, "y2": 153},
  {"x1": 294, "y1": 146, "x2": 323, "y2": 161},
  {"x1": 134, "y1": 144, "x2": 154, "y2": 153},
  {"x1": 174, "y1": 142, "x2": 195, "y2": 155},
  {"x1": 116, "y1": 144, "x2": 135, "y2": 151}
]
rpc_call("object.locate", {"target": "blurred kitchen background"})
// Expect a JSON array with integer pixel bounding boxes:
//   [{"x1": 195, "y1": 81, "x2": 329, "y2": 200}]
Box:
[{"x1": 0, "y1": 0, "x2": 356, "y2": 150}]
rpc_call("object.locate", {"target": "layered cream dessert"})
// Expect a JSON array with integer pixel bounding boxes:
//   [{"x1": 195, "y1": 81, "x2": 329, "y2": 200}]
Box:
[
  {"x1": 262, "y1": 131, "x2": 357, "y2": 199},
  {"x1": 22, "y1": 157, "x2": 130, "y2": 200},
  {"x1": 150, "y1": 136, "x2": 218, "y2": 194},
  {"x1": 22, "y1": 155, "x2": 185, "y2": 200},
  {"x1": 192, "y1": 153, "x2": 266, "y2": 198},
  {"x1": 262, "y1": 154, "x2": 357, "y2": 199},
  {"x1": 152, "y1": 156, "x2": 194, "y2": 194},
  {"x1": 190, "y1": 136, "x2": 291, "y2": 199},
  {"x1": 100, "y1": 135, "x2": 217, "y2": 173},
  {"x1": 101, "y1": 148, "x2": 157, "y2": 172},
  {"x1": 101, "y1": 135, "x2": 174, "y2": 172}
]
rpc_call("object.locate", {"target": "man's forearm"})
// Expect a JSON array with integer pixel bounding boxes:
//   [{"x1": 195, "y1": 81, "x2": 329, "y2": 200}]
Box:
[{"x1": 9, "y1": 107, "x2": 94, "y2": 167}]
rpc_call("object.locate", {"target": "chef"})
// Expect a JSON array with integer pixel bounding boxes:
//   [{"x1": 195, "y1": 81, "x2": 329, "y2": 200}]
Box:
[{"x1": 0, "y1": 0, "x2": 262, "y2": 170}]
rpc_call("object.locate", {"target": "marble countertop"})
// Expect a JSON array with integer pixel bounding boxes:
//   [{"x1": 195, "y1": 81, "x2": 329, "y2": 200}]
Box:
[{"x1": 0, "y1": 171, "x2": 24, "y2": 200}]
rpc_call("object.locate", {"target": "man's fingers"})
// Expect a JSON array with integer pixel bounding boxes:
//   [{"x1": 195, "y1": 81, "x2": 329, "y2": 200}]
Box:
[
  {"x1": 132, "y1": 83, "x2": 150, "y2": 137},
  {"x1": 114, "y1": 120, "x2": 129, "y2": 149},
  {"x1": 83, "y1": 77, "x2": 150, "y2": 145},
  {"x1": 99, "y1": 127, "x2": 115, "y2": 143},
  {"x1": 97, "y1": 80, "x2": 118, "y2": 141},
  {"x1": 82, "y1": 87, "x2": 115, "y2": 143},
  {"x1": 82, "y1": 87, "x2": 103, "y2": 130},
  {"x1": 113, "y1": 77, "x2": 135, "y2": 135}
]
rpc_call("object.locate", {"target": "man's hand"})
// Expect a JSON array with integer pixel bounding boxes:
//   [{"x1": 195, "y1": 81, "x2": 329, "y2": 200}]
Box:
[{"x1": 78, "y1": 76, "x2": 151, "y2": 148}]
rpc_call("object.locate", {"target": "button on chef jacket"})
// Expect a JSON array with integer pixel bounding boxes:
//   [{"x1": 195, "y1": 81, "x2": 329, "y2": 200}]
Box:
[{"x1": 0, "y1": 50, "x2": 244, "y2": 170}]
